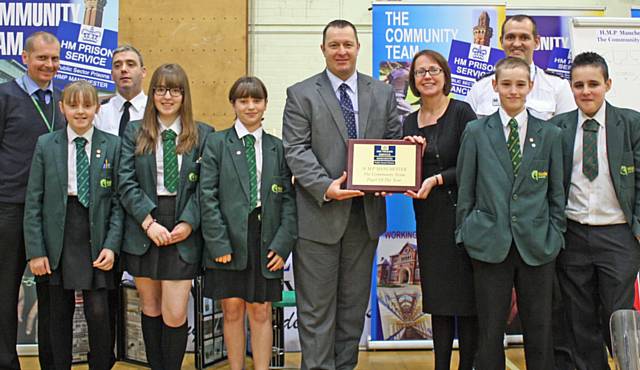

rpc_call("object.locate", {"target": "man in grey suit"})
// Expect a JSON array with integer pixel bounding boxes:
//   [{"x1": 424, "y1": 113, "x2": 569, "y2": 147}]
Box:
[{"x1": 282, "y1": 19, "x2": 401, "y2": 370}]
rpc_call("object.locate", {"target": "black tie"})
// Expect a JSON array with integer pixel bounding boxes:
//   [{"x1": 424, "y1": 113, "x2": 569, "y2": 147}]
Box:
[
  {"x1": 118, "y1": 101, "x2": 132, "y2": 137},
  {"x1": 35, "y1": 89, "x2": 48, "y2": 105}
]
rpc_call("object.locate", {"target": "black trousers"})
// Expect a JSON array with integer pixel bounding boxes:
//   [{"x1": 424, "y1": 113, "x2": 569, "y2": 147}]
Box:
[
  {"x1": 48, "y1": 285, "x2": 112, "y2": 370},
  {"x1": 557, "y1": 221, "x2": 640, "y2": 370},
  {"x1": 0, "y1": 202, "x2": 26, "y2": 370},
  {"x1": 472, "y1": 246, "x2": 554, "y2": 370}
]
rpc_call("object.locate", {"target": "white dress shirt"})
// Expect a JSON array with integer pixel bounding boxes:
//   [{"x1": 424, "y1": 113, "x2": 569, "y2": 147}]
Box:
[
  {"x1": 326, "y1": 69, "x2": 359, "y2": 137},
  {"x1": 155, "y1": 117, "x2": 183, "y2": 196},
  {"x1": 498, "y1": 107, "x2": 528, "y2": 153},
  {"x1": 466, "y1": 64, "x2": 576, "y2": 120},
  {"x1": 566, "y1": 105, "x2": 626, "y2": 225},
  {"x1": 94, "y1": 91, "x2": 147, "y2": 136},
  {"x1": 67, "y1": 126, "x2": 93, "y2": 195},
  {"x1": 235, "y1": 119, "x2": 263, "y2": 206}
]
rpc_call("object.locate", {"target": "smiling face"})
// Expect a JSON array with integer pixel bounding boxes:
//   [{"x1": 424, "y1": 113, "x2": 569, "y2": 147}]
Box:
[
  {"x1": 493, "y1": 65, "x2": 533, "y2": 117},
  {"x1": 321, "y1": 26, "x2": 360, "y2": 81},
  {"x1": 112, "y1": 50, "x2": 146, "y2": 100},
  {"x1": 501, "y1": 18, "x2": 539, "y2": 64},
  {"x1": 153, "y1": 79, "x2": 183, "y2": 124},
  {"x1": 412, "y1": 55, "x2": 446, "y2": 99},
  {"x1": 60, "y1": 94, "x2": 99, "y2": 135},
  {"x1": 571, "y1": 65, "x2": 611, "y2": 117},
  {"x1": 22, "y1": 37, "x2": 60, "y2": 89},
  {"x1": 233, "y1": 96, "x2": 267, "y2": 132}
]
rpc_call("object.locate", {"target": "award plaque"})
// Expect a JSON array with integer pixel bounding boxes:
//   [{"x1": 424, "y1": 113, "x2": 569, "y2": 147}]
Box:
[{"x1": 347, "y1": 139, "x2": 422, "y2": 192}]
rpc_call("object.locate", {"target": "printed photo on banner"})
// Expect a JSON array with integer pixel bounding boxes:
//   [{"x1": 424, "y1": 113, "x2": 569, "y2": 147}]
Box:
[{"x1": 0, "y1": 0, "x2": 119, "y2": 92}]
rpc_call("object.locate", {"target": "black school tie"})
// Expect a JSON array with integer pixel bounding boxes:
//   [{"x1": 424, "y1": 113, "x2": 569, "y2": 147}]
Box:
[{"x1": 118, "y1": 101, "x2": 132, "y2": 136}]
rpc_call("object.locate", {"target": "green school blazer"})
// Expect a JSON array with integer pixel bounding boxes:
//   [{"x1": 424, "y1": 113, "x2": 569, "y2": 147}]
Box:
[
  {"x1": 24, "y1": 128, "x2": 124, "y2": 270},
  {"x1": 200, "y1": 128, "x2": 297, "y2": 279},
  {"x1": 118, "y1": 120, "x2": 212, "y2": 264},
  {"x1": 551, "y1": 103, "x2": 640, "y2": 236},
  {"x1": 455, "y1": 111, "x2": 566, "y2": 266}
]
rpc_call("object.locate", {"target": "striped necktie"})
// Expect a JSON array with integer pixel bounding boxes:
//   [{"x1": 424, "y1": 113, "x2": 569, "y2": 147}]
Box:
[
  {"x1": 338, "y1": 83, "x2": 357, "y2": 139},
  {"x1": 162, "y1": 129, "x2": 179, "y2": 193},
  {"x1": 74, "y1": 137, "x2": 90, "y2": 207},
  {"x1": 582, "y1": 119, "x2": 599, "y2": 181},
  {"x1": 244, "y1": 134, "x2": 258, "y2": 210},
  {"x1": 507, "y1": 118, "x2": 522, "y2": 176}
]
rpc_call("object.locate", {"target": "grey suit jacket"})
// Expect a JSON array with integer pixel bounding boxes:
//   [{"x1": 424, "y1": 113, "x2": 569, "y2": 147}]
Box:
[{"x1": 282, "y1": 71, "x2": 402, "y2": 244}]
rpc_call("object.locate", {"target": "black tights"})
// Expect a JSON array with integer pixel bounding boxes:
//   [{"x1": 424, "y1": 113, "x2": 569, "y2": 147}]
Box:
[{"x1": 432, "y1": 315, "x2": 478, "y2": 370}]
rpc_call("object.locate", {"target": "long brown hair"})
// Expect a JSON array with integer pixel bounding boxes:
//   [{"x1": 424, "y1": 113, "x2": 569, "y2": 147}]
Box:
[{"x1": 135, "y1": 63, "x2": 197, "y2": 155}]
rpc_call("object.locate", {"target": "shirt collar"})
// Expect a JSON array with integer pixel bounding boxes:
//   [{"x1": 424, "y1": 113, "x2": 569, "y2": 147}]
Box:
[
  {"x1": 234, "y1": 118, "x2": 263, "y2": 142},
  {"x1": 19, "y1": 74, "x2": 54, "y2": 96},
  {"x1": 578, "y1": 103, "x2": 606, "y2": 128},
  {"x1": 113, "y1": 91, "x2": 147, "y2": 113},
  {"x1": 498, "y1": 107, "x2": 528, "y2": 129},
  {"x1": 326, "y1": 69, "x2": 358, "y2": 95},
  {"x1": 67, "y1": 125, "x2": 94, "y2": 144},
  {"x1": 157, "y1": 116, "x2": 182, "y2": 136}
]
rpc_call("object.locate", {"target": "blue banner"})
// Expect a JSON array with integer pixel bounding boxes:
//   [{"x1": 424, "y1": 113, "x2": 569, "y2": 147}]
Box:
[{"x1": 448, "y1": 39, "x2": 505, "y2": 97}]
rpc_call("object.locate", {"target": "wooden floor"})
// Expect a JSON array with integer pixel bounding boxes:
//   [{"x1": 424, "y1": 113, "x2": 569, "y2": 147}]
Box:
[{"x1": 20, "y1": 347, "x2": 591, "y2": 369}]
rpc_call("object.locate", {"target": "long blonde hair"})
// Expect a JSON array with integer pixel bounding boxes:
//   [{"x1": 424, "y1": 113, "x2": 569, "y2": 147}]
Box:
[{"x1": 135, "y1": 63, "x2": 198, "y2": 155}]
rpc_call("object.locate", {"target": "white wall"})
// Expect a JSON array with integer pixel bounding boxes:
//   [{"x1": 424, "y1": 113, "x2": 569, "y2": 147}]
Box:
[{"x1": 249, "y1": 0, "x2": 635, "y2": 137}]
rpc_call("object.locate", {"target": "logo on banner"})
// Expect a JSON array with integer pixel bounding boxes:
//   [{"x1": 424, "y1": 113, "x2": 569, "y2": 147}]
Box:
[
  {"x1": 374, "y1": 145, "x2": 396, "y2": 165},
  {"x1": 78, "y1": 25, "x2": 104, "y2": 46},
  {"x1": 468, "y1": 43, "x2": 491, "y2": 62}
]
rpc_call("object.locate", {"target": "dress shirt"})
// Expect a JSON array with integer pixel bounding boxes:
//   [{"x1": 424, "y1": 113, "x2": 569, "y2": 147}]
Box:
[
  {"x1": 94, "y1": 91, "x2": 147, "y2": 135},
  {"x1": 498, "y1": 107, "x2": 528, "y2": 153},
  {"x1": 466, "y1": 64, "x2": 576, "y2": 120},
  {"x1": 155, "y1": 117, "x2": 183, "y2": 196},
  {"x1": 18, "y1": 74, "x2": 54, "y2": 104},
  {"x1": 326, "y1": 69, "x2": 359, "y2": 137},
  {"x1": 234, "y1": 119, "x2": 263, "y2": 206},
  {"x1": 67, "y1": 126, "x2": 93, "y2": 195},
  {"x1": 566, "y1": 104, "x2": 626, "y2": 225}
]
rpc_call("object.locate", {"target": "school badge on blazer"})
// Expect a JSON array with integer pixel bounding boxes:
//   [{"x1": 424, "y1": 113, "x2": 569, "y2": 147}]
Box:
[
  {"x1": 188, "y1": 172, "x2": 199, "y2": 182},
  {"x1": 620, "y1": 165, "x2": 634, "y2": 176},
  {"x1": 271, "y1": 184, "x2": 284, "y2": 193},
  {"x1": 531, "y1": 170, "x2": 548, "y2": 181},
  {"x1": 100, "y1": 160, "x2": 112, "y2": 188}
]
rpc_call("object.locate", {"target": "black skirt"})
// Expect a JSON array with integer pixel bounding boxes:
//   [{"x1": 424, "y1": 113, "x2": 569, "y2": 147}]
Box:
[
  {"x1": 45, "y1": 196, "x2": 114, "y2": 290},
  {"x1": 123, "y1": 196, "x2": 200, "y2": 280},
  {"x1": 203, "y1": 207, "x2": 282, "y2": 303}
]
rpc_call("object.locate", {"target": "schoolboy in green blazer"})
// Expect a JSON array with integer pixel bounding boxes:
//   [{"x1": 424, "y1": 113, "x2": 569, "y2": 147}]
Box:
[
  {"x1": 456, "y1": 57, "x2": 565, "y2": 370},
  {"x1": 118, "y1": 120, "x2": 211, "y2": 264},
  {"x1": 200, "y1": 127, "x2": 297, "y2": 279},
  {"x1": 550, "y1": 52, "x2": 640, "y2": 369}
]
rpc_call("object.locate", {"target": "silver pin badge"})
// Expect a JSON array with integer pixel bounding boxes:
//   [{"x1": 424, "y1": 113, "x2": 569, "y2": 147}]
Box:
[
  {"x1": 529, "y1": 138, "x2": 534, "y2": 142},
  {"x1": 96, "y1": 154, "x2": 101, "y2": 158},
  {"x1": 532, "y1": 143, "x2": 536, "y2": 148},
  {"x1": 236, "y1": 150, "x2": 241, "y2": 155}
]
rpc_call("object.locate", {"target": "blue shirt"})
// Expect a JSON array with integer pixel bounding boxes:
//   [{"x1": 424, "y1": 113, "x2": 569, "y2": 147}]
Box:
[{"x1": 17, "y1": 74, "x2": 54, "y2": 104}]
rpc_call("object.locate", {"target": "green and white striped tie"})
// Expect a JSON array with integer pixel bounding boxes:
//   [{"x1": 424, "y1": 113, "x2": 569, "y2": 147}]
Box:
[
  {"x1": 75, "y1": 137, "x2": 90, "y2": 207},
  {"x1": 162, "y1": 129, "x2": 179, "y2": 193},
  {"x1": 244, "y1": 134, "x2": 257, "y2": 211},
  {"x1": 507, "y1": 118, "x2": 522, "y2": 176}
]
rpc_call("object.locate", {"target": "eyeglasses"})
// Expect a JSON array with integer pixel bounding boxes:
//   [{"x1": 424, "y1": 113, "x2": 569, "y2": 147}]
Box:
[
  {"x1": 414, "y1": 68, "x2": 443, "y2": 78},
  {"x1": 153, "y1": 87, "x2": 183, "y2": 97}
]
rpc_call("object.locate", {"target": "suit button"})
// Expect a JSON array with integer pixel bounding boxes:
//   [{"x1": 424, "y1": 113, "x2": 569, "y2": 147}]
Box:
[
  {"x1": 436, "y1": 154, "x2": 440, "y2": 159},
  {"x1": 511, "y1": 216, "x2": 517, "y2": 222},
  {"x1": 512, "y1": 194, "x2": 518, "y2": 200}
]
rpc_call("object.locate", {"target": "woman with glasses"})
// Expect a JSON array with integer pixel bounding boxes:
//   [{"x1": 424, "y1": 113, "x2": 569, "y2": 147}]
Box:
[
  {"x1": 403, "y1": 50, "x2": 478, "y2": 370},
  {"x1": 118, "y1": 63, "x2": 212, "y2": 370}
]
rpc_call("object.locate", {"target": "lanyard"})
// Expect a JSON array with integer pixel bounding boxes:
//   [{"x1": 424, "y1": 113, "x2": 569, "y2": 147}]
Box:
[
  {"x1": 19, "y1": 76, "x2": 55, "y2": 133},
  {"x1": 30, "y1": 95, "x2": 55, "y2": 133}
]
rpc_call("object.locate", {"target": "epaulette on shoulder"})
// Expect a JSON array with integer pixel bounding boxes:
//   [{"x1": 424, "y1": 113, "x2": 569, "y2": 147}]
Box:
[
  {"x1": 100, "y1": 94, "x2": 115, "y2": 105},
  {"x1": 542, "y1": 69, "x2": 567, "y2": 80},
  {"x1": 476, "y1": 71, "x2": 495, "y2": 82}
]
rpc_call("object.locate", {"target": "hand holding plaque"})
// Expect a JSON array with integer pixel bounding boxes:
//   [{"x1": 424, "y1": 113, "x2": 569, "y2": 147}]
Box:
[{"x1": 346, "y1": 139, "x2": 423, "y2": 192}]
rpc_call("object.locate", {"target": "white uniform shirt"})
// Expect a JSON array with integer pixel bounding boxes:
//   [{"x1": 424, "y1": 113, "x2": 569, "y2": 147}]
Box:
[
  {"x1": 466, "y1": 64, "x2": 576, "y2": 120},
  {"x1": 566, "y1": 105, "x2": 626, "y2": 225},
  {"x1": 234, "y1": 119, "x2": 263, "y2": 206},
  {"x1": 94, "y1": 91, "x2": 147, "y2": 136},
  {"x1": 67, "y1": 126, "x2": 93, "y2": 195},
  {"x1": 155, "y1": 117, "x2": 182, "y2": 196}
]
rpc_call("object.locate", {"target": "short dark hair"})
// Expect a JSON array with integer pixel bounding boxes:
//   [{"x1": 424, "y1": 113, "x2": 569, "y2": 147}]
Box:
[
  {"x1": 24, "y1": 31, "x2": 59, "y2": 52},
  {"x1": 495, "y1": 56, "x2": 531, "y2": 80},
  {"x1": 322, "y1": 19, "x2": 359, "y2": 45},
  {"x1": 113, "y1": 44, "x2": 144, "y2": 67},
  {"x1": 228, "y1": 76, "x2": 268, "y2": 103},
  {"x1": 501, "y1": 14, "x2": 538, "y2": 40},
  {"x1": 408, "y1": 49, "x2": 452, "y2": 97},
  {"x1": 570, "y1": 52, "x2": 609, "y2": 81}
]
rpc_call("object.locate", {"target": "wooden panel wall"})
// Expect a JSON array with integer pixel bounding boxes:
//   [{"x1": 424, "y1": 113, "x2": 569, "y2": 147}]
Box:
[{"x1": 118, "y1": 1, "x2": 247, "y2": 129}]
